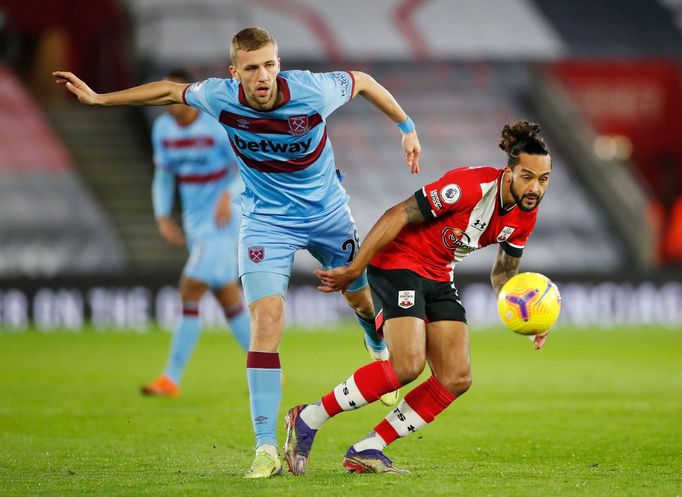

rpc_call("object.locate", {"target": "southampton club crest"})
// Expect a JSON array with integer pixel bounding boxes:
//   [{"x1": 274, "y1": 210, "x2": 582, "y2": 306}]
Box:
[
  {"x1": 248, "y1": 246, "x2": 265, "y2": 263},
  {"x1": 288, "y1": 115, "x2": 310, "y2": 136},
  {"x1": 496, "y1": 226, "x2": 516, "y2": 242},
  {"x1": 398, "y1": 290, "x2": 415, "y2": 309}
]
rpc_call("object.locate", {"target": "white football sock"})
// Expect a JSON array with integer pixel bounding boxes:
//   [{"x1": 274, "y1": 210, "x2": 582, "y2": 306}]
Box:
[
  {"x1": 352, "y1": 431, "x2": 387, "y2": 452},
  {"x1": 299, "y1": 401, "x2": 330, "y2": 430}
]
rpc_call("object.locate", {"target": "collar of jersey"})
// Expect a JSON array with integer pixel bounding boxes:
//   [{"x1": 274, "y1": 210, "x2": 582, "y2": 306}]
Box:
[
  {"x1": 497, "y1": 169, "x2": 516, "y2": 216},
  {"x1": 238, "y1": 75, "x2": 290, "y2": 112}
]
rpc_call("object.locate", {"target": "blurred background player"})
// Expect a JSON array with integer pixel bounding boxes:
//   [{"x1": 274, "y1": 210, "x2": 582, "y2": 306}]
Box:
[
  {"x1": 141, "y1": 69, "x2": 250, "y2": 397},
  {"x1": 53, "y1": 26, "x2": 421, "y2": 478},
  {"x1": 284, "y1": 121, "x2": 552, "y2": 475}
]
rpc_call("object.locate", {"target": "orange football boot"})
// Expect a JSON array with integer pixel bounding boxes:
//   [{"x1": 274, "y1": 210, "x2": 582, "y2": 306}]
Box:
[{"x1": 141, "y1": 375, "x2": 180, "y2": 397}]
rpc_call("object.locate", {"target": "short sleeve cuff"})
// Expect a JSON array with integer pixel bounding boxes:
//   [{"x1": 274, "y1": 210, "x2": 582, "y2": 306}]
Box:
[
  {"x1": 500, "y1": 241, "x2": 523, "y2": 258},
  {"x1": 415, "y1": 189, "x2": 436, "y2": 219}
]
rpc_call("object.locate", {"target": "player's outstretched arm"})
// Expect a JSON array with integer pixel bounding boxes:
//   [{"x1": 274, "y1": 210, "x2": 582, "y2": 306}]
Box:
[
  {"x1": 315, "y1": 195, "x2": 426, "y2": 292},
  {"x1": 350, "y1": 71, "x2": 421, "y2": 174},
  {"x1": 491, "y1": 246, "x2": 549, "y2": 350},
  {"x1": 53, "y1": 71, "x2": 187, "y2": 107}
]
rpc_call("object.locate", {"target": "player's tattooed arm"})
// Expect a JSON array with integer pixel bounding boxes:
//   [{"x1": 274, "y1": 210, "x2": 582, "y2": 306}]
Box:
[
  {"x1": 404, "y1": 196, "x2": 426, "y2": 224},
  {"x1": 491, "y1": 245, "x2": 521, "y2": 295},
  {"x1": 316, "y1": 195, "x2": 416, "y2": 292}
]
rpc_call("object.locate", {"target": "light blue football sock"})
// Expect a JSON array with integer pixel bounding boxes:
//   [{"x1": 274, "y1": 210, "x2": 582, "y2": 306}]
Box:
[
  {"x1": 164, "y1": 302, "x2": 201, "y2": 384},
  {"x1": 356, "y1": 313, "x2": 386, "y2": 352},
  {"x1": 246, "y1": 351, "x2": 281, "y2": 448},
  {"x1": 225, "y1": 303, "x2": 250, "y2": 352}
]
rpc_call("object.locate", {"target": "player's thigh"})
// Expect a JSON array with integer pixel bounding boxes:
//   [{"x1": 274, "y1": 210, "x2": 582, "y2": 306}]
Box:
[
  {"x1": 368, "y1": 266, "x2": 428, "y2": 381},
  {"x1": 307, "y1": 204, "x2": 367, "y2": 292},
  {"x1": 179, "y1": 275, "x2": 209, "y2": 302},
  {"x1": 213, "y1": 280, "x2": 243, "y2": 309},
  {"x1": 383, "y1": 316, "x2": 427, "y2": 384},
  {"x1": 247, "y1": 294, "x2": 285, "y2": 351},
  {"x1": 425, "y1": 320, "x2": 471, "y2": 395}
]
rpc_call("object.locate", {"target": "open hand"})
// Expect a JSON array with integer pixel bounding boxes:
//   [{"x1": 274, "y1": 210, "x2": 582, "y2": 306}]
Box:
[
  {"x1": 158, "y1": 218, "x2": 185, "y2": 246},
  {"x1": 314, "y1": 266, "x2": 359, "y2": 293},
  {"x1": 402, "y1": 131, "x2": 421, "y2": 174},
  {"x1": 214, "y1": 193, "x2": 232, "y2": 227},
  {"x1": 529, "y1": 331, "x2": 549, "y2": 350},
  {"x1": 52, "y1": 71, "x2": 101, "y2": 105}
]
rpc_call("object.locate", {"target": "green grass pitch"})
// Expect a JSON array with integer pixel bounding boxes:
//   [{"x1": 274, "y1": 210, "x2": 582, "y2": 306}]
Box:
[{"x1": 1, "y1": 324, "x2": 680, "y2": 496}]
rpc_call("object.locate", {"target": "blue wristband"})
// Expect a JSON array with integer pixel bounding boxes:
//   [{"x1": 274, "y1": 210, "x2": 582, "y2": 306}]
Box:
[{"x1": 396, "y1": 116, "x2": 415, "y2": 134}]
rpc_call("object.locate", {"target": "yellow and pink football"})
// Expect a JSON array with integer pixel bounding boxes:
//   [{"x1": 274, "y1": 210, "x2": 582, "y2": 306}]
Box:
[{"x1": 497, "y1": 272, "x2": 561, "y2": 335}]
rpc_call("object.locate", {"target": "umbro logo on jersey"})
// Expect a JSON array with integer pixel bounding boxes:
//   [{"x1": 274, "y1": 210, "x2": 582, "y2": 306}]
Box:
[
  {"x1": 234, "y1": 134, "x2": 312, "y2": 154},
  {"x1": 497, "y1": 226, "x2": 516, "y2": 242},
  {"x1": 398, "y1": 290, "x2": 415, "y2": 309},
  {"x1": 440, "y1": 184, "x2": 461, "y2": 204}
]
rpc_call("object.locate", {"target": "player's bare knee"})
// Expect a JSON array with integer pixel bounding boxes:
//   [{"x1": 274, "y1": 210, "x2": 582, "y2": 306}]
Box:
[
  {"x1": 391, "y1": 356, "x2": 425, "y2": 385},
  {"x1": 251, "y1": 308, "x2": 282, "y2": 330},
  {"x1": 180, "y1": 278, "x2": 207, "y2": 302},
  {"x1": 440, "y1": 371, "x2": 472, "y2": 396}
]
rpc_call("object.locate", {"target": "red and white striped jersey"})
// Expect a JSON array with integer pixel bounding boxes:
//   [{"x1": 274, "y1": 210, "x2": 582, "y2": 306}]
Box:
[{"x1": 370, "y1": 166, "x2": 538, "y2": 282}]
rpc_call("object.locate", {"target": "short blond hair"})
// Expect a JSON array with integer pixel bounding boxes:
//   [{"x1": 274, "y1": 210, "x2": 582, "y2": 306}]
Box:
[{"x1": 230, "y1": 26, "x2": 277, "y2": 63}]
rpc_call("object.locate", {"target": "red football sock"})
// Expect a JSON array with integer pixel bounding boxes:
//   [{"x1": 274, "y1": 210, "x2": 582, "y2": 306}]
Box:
[
  {"x1": 375, "y1": 375, "x2": 456, "y2": 446},
  {"x1": 321, "y1": 360, "x2": 401, "y2": 417}
]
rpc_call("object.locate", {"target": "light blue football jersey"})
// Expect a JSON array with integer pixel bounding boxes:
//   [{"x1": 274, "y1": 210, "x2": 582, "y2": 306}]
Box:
[
  {"x1": 182, "y1": 70, "x2": 354, "y2": 225},
  {"x1": 151, "y1": 111, "x2": 243, "y2": 242}
]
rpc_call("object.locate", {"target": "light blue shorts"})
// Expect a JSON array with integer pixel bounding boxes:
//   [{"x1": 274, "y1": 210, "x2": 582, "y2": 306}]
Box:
[
  {"x1": 239, "y1": 204, "x2": 368, "y2": 304},
  {"x1": 184, "y1": 218, "x2": 240, "y2": 289}
]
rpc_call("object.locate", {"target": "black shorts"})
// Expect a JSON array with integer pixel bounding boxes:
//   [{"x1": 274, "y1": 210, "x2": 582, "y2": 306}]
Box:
[{"x1": 368, "y1": 265, "x2": 467, "y2": 331}]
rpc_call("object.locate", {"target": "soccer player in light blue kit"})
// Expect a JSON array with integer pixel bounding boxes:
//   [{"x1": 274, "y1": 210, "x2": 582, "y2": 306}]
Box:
[
  {"x1": 54, "y1": 26, "x2": 422, "y2": 479},
  {"x1": 141, "y1": 69, "x2": 250, "y2": 397}
]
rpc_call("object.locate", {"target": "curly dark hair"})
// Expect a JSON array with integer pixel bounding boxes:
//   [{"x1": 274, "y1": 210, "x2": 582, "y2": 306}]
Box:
[{"x1": 499, "y1": 121, "x2": 549, "y2": 167}]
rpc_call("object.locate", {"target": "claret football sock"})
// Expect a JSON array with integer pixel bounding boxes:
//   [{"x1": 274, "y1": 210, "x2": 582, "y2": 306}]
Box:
[
  {"x1": 164, "y1": 302, "x2": 201, "y2": 384},
  {"x1": 371, "y1": 375, "x2": 456, "y2": 448},
  {"x1": 355, "y1": 313, "x2": 386, "y2": 353},
  {"x1": 247, "y1": 351, "x2": 282, "y2": 448},
  {"x1": 224, "y1": 302, "x2": 250, "y2": 352}
]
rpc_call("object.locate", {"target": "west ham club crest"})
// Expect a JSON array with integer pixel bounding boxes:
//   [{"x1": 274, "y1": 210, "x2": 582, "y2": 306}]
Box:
[
  {"x1": 248, "y1": 246, "x2": 265, "y2": 263},
  {"x1": 288, "y1": 115, "x2": 310, "y2": 136}
]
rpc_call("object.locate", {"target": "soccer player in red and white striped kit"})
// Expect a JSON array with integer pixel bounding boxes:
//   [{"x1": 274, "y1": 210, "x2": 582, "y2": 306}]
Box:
[{"x1": 284, "y1": 121, "x2": 553, "y2": 475}]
